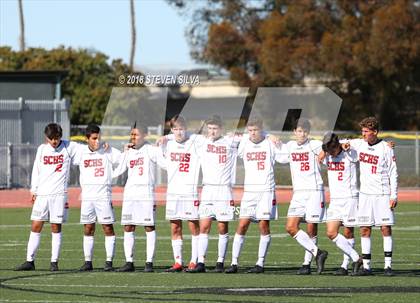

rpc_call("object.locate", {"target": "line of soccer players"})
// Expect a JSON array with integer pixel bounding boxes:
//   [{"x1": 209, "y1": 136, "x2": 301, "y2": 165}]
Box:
[{"x1": 15, "y1": 115, "x2": 397, "y2": 276}]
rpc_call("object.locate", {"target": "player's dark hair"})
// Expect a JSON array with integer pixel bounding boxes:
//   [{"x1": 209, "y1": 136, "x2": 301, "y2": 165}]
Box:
[
  {"x1": 247, "y1": 117, "x2": 263, "y2": 128},
  {"x1": 134, "y1": 124, "x2": 148, "y2": 134},
  {"x1": 170, "y1": 115, "x2": 187, "y2": 128},
  {"x1": 322, "y1": 132, "x2": 340, "y2": 153},
  {"x1": 206, "y1": 115, "x2": 223, "y2": 127},
  {"x1": 44, "y1": 123, "x2": 62, "y2": 139},
  {"x1": 294, "y1": 118, "x2": 311, "y2": 132},
  {"x1": 359, "y1": 116, "x2": 379, "y2": 131},
  {"x1": 85, "y1": 123, "x2": 100, "y2": 138}
]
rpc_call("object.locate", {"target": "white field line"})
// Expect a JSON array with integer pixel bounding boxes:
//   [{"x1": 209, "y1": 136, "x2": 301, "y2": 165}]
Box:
[{"x1": 1, "y1": 283, "x2": 194, "y2": 289}]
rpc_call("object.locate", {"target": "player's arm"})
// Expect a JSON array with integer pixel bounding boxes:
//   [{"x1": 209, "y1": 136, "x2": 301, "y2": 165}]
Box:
[
  {"x1": 30, "y1": 146, "x2": 42, "y2": 202},
  {"x1": 154, "y1": 145, "x2": 168, "y2": 170},
  {"x1": 111, "y1": 150, "x2": 129, "y2": 178},
  {"x1": 387, "y1": 147, "x2": 398, "y2": 209},
  {"x1": 274, "y1": 142, "x2": 290, "y2": 164}
]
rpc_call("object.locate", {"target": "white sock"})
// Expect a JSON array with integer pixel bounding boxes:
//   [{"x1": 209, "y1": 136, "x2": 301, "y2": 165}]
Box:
[
  {"x1": 256, "y1": 234, "x2": 271, "y2": 267},
  {"x1": 146, "y1": 230, "x2": 156, "y2": 263},
  {"x1": 26, "y1": 231, "x2": 41, "y2": 262},
  {"x1": 124, "y1": 231, "x2": 135, "y2": 262},
  {"x1": 361, "y1": 236, "x2": 371, "y2": 270},
  {"x1": 294, "y1": 230, "x2": 318, "y2": 257},
  {"x1": 197, "y1": 233, "x2": 209, "y2": 263},
  {"x1": 332, "y1": 234, "x2": 359, "y2": 262},
  {"x1": 190, "y1": 235, "x2": 199, "y2": 264},
  {"x1": 341, "y1": 238, "x2": 354, "y2": 269},
  {"x1": 383, "y1": 236, "x2": 393, "y2": 268},
  {"x1": 231, "y1": 233, "x2": 245, "y2": 265},
  {"x1": 303, "y1": 236, "x2": 317, "y2": 265},
  {"x1": 172, "y1": 239, "x2": 183, "y2": 265},
  {"x1": 105, "y1": 235, "x2": 115, "y2": 262},
  {"x1": 51, "y1": 232, "x2": 62, "y2": 262},
  {"x1": 83, "y1": 235, "x2": 94, "y2": 262},
  {"x1": 217, "y1": 233, "x2": 229, "y2": 263}
]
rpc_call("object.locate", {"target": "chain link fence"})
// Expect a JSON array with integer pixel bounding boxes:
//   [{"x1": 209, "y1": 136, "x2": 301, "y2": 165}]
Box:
[{"x1": 0, "y1": 131, "x2": 418, "y2": 189}]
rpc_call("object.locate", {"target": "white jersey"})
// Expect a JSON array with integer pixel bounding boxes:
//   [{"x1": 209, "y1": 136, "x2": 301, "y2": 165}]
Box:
[
  {"x1": 31, "y1": 140, "x2": 79, "y2": 196},
  {"x1": 280, "y1": 140, "x2": 324, "y2": 192},
  {"x1": 350, "y1": 139, "x2": 398, "y2": 199},
  {"x1": 113, "y1": 143, "x2": 165, "y2": 199},
  {"x1": 325, "y1": 148, "x2": 359, "y2": 199},
  {"x1": 238, "y1": 137, "x2": 283, "y2": 192},
  {"x1": 163, "y1": 136, "x2": 201, "y2": 195},
  {"x1": 74, "y1": 145, "x2": 121, "y2": 200},
  {"x1": 196, "y1": 135, "x2": 238, "y2": 186}
]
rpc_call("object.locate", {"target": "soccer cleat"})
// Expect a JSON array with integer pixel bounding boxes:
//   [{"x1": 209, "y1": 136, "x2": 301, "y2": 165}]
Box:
[
  {"x1": 144, "y1": 262, "x2": 154, "y2": 273},
  {"x1": 186, "y1": 262, "x2": 206, "y2": 273},
  {"x1": 353, "y1": 267, "x2": 373, "y2": 276},
  {"x1": 15, "y1": 261, "x2": 35, "y2": 271},
  {"x1": 50, "y1": 262, "x2": 59, "y2": 272},
  {"x1": 187, "y1": 262, "x2": 196, "y2": 270},
  {"x1": 384, "y1": 267, "x2": 395, "y2": 277},
  {"x1": 214, "y1": 262, "x2": 224, "y2": 273},
  {"x1": 315, "y1": 249, "x2": 328, "y2": 274},
  {"x1": 116, "y1": 262, "x2": 135, "y2": 272},
  {"x1": 350, "y1": 258, "x2": 363, "y2": 276},
  {"x1": 247, "y1": 265, "x2": 264, "y2": 274},
  {"x1": 79, "y1": 261, "x2": 93, "y2": 271},
  {"x1": 165, "y1": 263, "x2": 183, "y2": 272},
  {"x1": 334, "y1": 267, "x2": 348, "y2": 276},
  {"x1": 296, "y1": 264, "x2": 311, "y2": 275},
  {"x1": 104, "y1": 261, "x2": 113, "y2": 271},
  {"x1": 225, "y1": 264, "x2": 238, "y2": 274}
]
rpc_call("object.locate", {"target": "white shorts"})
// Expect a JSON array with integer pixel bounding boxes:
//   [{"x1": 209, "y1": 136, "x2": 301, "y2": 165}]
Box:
[
  {"x1": 199, "y1": 185, "x2": 235, "y2": 222},
  {"x1": 121, "y1": 193, "x2": 156, "y2": 226},
  {"x1": 357, "y1": 193, "x2": 395, "y2": 226},
  {"x1": 326, "y1": 197, "x2": 358, "y2": 227},
  {"x1": 166, "y1": 193, "x2": 199, "y2": 221},
  {"x1": 80, "y1": 198, "x2": 115, "y2": 224},
  {"x1": 30, "y1": 194, "x2": 68, "y2": 224},
  {"x1": 239, "y1": 191, "x2": 277, "y2": 221},
  {"x1": 287, "y1": 191, "x2": 326, "y2": 223}
]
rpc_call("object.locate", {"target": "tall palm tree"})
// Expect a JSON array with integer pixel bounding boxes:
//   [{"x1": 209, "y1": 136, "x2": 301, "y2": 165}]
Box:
[
  {"x1": 129, "y1": 0, "x2": 136, "y2": 71},
  {"x1": 18, "y1": 0, "x2": 25, "y2": 51}
]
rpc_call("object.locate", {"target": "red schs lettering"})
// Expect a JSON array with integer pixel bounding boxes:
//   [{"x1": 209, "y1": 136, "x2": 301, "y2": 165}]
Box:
[
  {"x1": 359, "y1": 152, "x2": 379, "y2": 165},
  {"x1": 207, "y1": 144, "x2": 227, "y2": 154},
  {"x1": 83, "y1": 159, "x2": 103, "y2": 168},
  {"x1": 170, "y1": 153, "x2": 191, "y2": 162},
  {"x1": 291, "y1": 152, "x2": 309, "y2": 162},
  {"x1": 43, "y1": 155, "x2": 64, "y2": 165},
  {"x1": 327, "y1": 161, "x2": 345, "y2": 171},
  {"x1": 246, "y1": 152, "x2": 266, "y2": 161},
  {"x1": 129, "y1": 157, "x2": 144, "y2": 168}
]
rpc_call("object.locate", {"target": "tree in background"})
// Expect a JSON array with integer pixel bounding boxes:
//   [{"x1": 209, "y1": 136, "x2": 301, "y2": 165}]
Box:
[
  {"x1": 0, "y1": 46, "x2": 131, "y2": 125},
  {"x1": 167, "y1": 0, "x2": 420, "y2": 130}
]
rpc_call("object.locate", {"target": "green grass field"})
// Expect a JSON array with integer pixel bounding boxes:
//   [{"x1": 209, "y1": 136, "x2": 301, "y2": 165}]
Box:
[{"x1": 1, "y1": 203, "x2": 419, "y2": 303}]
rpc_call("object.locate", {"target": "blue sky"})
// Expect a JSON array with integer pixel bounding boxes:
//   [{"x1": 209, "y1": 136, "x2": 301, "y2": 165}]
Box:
[{"x1": 0, "y1": 0, "x2": 202, "y2": 72}]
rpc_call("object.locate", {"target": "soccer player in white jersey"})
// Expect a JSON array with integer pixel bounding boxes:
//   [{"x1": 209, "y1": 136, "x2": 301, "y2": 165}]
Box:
[
  {"x1": 161, "y1": 116, "x2": 201, "y2": 272},
  {"x1": 280, "y1": 118, "x2": 328, "y2": 275},
  {"x1": 15, "y1": 123, "x2": 78, "y2": 271},
  {"x1": 75, "y1": 124, "x2": 121, "y2": 272},
  {"x1": 225, "y1": 118, "x2": 282, "y2": 274},
  {"x1": 322, "y1": 133, "x2": 363, "y2": 276},
  {"x1": 185, "y1": 115, "x2": 238, "y2": 273},
  {"x1": 113, "y1": 124, "x2": 165, "y2": 273},
  {"x1": 350, "y1": 117, "x2": 398, "y2": 276}
]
